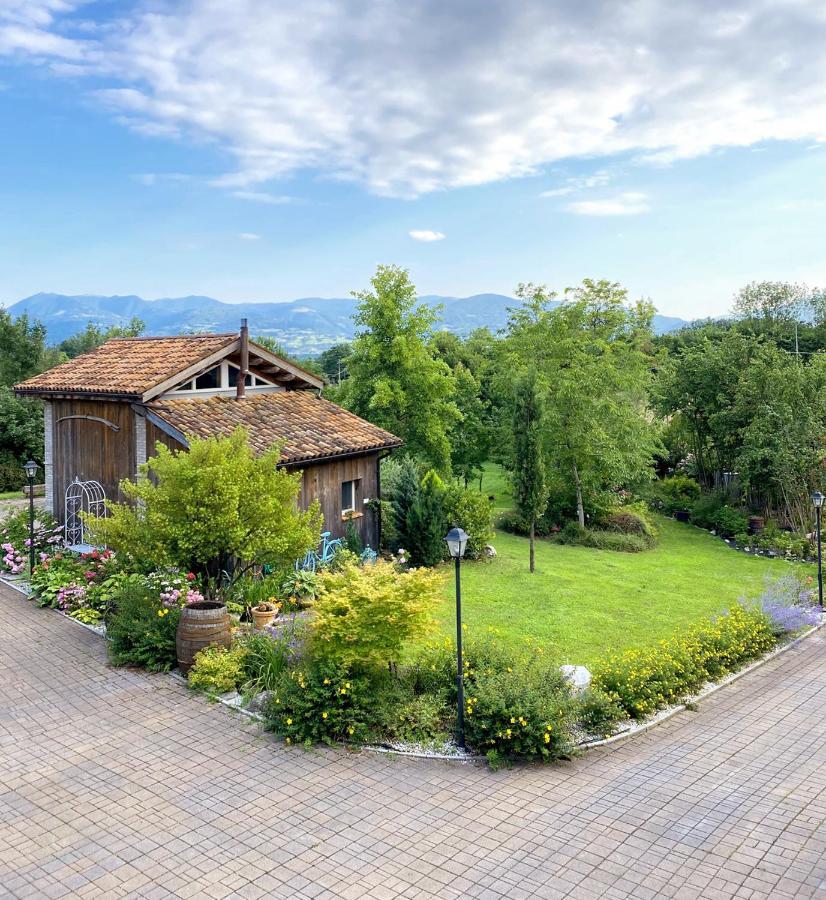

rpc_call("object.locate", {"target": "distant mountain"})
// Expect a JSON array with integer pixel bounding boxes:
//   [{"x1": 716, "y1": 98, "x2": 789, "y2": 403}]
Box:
[{"x1": 5, "y1": 292, "x2": 688, "y2": 354}]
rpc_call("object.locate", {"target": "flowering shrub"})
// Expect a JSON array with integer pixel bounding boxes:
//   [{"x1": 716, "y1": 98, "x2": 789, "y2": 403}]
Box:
[
  {"x1": 592, "y1": 605, "x2": 777, "y2": 719},
  {"x1": 264, "y1": 659, "x2": 382, "y2": 745},
  {"x1": 105, "y1": 578, "x2": 181, "y2": 671},
  {"x1": 0, "y1": 508, "x2": 62, "y2": 574},
  {"x1": 745, "y1": 574, "x2": 820, "y2": 635},
  {"x1": 146, "y1": 568, "x2": 204, "y2": 607},
  {"x1": 30, "y1": 549, "x2": 118, "y2": 610},
  {"x1": 460, "y1": 638, "x2": 575, "y2": 763}
]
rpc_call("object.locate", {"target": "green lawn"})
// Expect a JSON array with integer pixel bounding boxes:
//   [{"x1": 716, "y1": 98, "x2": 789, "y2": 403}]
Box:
[
  {"x1": 479, "y1": 462, "x2": 513, "y2": 512},
  {"x1": 433, "y1": 517, "x2": 813, "y2": 666},
  {"x1": 0, "y1": 490, "x2": 22, "y2": 501}
]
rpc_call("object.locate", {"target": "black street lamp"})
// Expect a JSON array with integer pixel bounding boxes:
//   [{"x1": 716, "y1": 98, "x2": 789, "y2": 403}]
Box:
[
  {"x1": 23, "y1": 460, "x2": 38, "y2": 576},
  {"x1": 444, "y1": 526, "x2": 469, "y2": 749},
  {"x1": 813, "y1": 490, "x2": 824, "y2": 610}
]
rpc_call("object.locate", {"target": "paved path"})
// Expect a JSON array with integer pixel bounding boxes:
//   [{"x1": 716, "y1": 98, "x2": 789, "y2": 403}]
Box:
[{"x1": 1, "y1": 583, "x2": 825, "y2": 900}]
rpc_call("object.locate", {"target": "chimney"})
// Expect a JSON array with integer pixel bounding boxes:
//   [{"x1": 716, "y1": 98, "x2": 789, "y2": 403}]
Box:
[{"x1": 236, "y1": 318, "x2": 249, "y2": 400}]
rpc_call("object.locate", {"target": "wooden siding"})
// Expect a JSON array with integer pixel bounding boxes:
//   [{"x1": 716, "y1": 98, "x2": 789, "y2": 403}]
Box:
[
  {"x1": 51, "y1": 399, "x2": 136, "y2": 525},
  {"x1": 146, "y1": 420, "x2": 185, "y2": 455},
  {"x1": 291, "y1": 453, "x2": 381, "y2": 548}
]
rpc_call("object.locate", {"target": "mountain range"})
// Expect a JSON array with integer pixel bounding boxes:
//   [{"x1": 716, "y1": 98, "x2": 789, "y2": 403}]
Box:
[{"x1": 5, "y1": 293, "x2": 688, "y2": 354}]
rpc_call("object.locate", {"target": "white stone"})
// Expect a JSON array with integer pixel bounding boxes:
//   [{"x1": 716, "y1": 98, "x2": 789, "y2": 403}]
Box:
[
  {"x1": 560, "y1": 664, "x2": 591, "y2": 693},
  {"x1": 484, "y1": 544, "x2": 497, "y2": 558}
]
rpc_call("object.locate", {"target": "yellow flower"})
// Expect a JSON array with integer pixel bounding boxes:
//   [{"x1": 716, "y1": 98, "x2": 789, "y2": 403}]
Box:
[
  {"x1": 285, "y1": 737, "x2": 291, "y2": 745},
  {"x1": 347, "y1": 727, "x2": 354, "y2": 735},
  {"x1": 286, "y1": 718, "x2": 293, "y2": 725},
  {"x1": 322, "y1": 712, "x2": 328, "y2": 719},
  {"x1": 510, "y1": 717, "x2": 516, "y2": 724},
  {"x1": 544, "y1": 733, "x2": 550, "y2": 744},
  {"x1": 323, "y1": 678, "x2": 330, "y2": 685}
]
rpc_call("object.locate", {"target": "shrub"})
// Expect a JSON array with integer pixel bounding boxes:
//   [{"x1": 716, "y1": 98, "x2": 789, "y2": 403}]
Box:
[
  {"x1": 380, "y1": 694, "x2": 452, "y2": 746},
  {"x1": 746, "y1": 574, "x2": 820, "y2": 635},
  {"x1": 444, "y1": 484, "x2": 494, "y2": 559},
  {"x1": 311, "y1": 560, "x2": 443, "y2": 667},
  {"x1": 105, "y1": 579, "x2": 180, "y2": 671},
  {"x1": 599, "y1": 502, "x2": 658, "y2": 542},
  {"x1": 280, "y1": 569, "x2": 321, "y2": 609},
  {"x1": 405, "y1": 470, "x2": 448, "y2": 566},
  {"x1": 241, "y1": 626, "x2": 305, "y2": 694},
  {"x1": 188, "y1": 645, "x2": 247, "y2": 694},
  {"x1": 91, "y1": 428, "x2": 323, "y2": 591},
  {"x1": 658, "y1": 475, "x2": 700, "y2": 513},
  {"x1": 461, "y1": 639, "x2": 575, "y2": 763},
  {"x1": 343, "y1": 521, "x2": 364, "y2": 555},
  {"x1": 592, "y1": 605, "x2": 776, "y2": 719},
  {"x1": 579, "y1": 530, "x2": 650, "y2": 553},
  {"x1": 557, "y1": 521, "x2": 586, "y2": 544},
  {"x1": 30, "y1": 553, "x2": 87, "y2": 606},
  {"x1": 712, "y1": 505, "x2": 749, "y2": 538},
  {"x1": 689, "y1": 492, "x2": 724, "y2": 530},
  {"x1": 1, "y1": 507, "x2": 62, "y2": 574},
  {"x1": 576, "y1": 688, "x2": 627, "y2": 738},
  {"x1": 263, "y1": 658, "x2": 383, "y2": 745}
]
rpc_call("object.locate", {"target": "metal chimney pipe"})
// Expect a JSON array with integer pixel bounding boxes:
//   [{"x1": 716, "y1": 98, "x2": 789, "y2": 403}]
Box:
[{"x1": 237, "y1": 318, "x2": 249, "y2": 400}]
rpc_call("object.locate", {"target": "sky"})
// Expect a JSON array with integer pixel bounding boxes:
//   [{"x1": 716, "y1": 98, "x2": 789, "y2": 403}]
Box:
[{"x1": 1, "y1": 1, "x2": 826, "y2": 320}]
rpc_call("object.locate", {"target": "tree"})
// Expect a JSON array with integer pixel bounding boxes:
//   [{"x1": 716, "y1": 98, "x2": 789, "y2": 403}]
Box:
[
  {"x1": 449, "y1": 364, "x2": 490, "y2": 486},
  {"x1": 511, "y1": 369, "x2": 547, "y2": 573},
  {"x1": 91, "y1": 428, "x2": 323, "y2": 593},
  {"x1": 508, "y1": 279, "x2": 659, "y2": 527},
  {"x1": 58, "y1": 317, "x2": 145, "y2": 358},
  {"x1": 317, "y1": 342, "x2": 353, "y2": 384},
  {"x1": 341, "y1": 265, "x2": 459, "y2": 473},
  {"x1": 0, "y1": 310, "x2": 50, "y2": 385},
  {"x1": 406, "y1": 470, "x2": 448, "y2": 567}
]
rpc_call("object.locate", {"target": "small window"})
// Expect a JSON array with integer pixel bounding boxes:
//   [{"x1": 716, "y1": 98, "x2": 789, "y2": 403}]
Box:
[
  {"x1": 195, "y1": 366, "x2": 220, "y2": 390},
  {"x1": 227, "y1": 365, "x2": 252, "y2": 387},
  {"x1": 341, "y1": 479, "x2": 358, "y2": 514}
]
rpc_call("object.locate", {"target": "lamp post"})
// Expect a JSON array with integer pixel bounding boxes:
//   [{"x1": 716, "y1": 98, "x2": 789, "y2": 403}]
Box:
[
  {"x1": 23, "y1": 460, "x2": 38, "y2": 575},
  {"x1": 813, "y1": 490, "x2": 823, "y2": 610},
  {"x1": 444, "y1": 526, "x2": 469, "y2": 749}
]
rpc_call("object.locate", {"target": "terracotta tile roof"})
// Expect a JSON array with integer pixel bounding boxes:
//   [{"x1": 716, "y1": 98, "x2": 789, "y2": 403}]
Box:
[
  {"x1": 148, "y1": 392, "x2": 402, "y2": 464},
  {"x1": 15, "y1": 334, "x2": 237, "y2": 397}
]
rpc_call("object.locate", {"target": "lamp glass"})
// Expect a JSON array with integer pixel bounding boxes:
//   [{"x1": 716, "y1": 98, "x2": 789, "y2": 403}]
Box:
[
  {"x1": 23, "y1": 460, "x2": 38, "y2": 480},
  {"x1": 813, "y1": 491, "x2": 825, "y2": 509},
  {"x1": 444, "y1": 526, "x2": 469, "y2": 559}
]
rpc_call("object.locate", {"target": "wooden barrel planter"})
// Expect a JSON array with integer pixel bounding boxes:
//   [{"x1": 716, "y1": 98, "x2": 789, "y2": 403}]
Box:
[
  {"x1": 748, "y1": 516, "x2": 765, "y2": 535},
  {"x1": 176, "y1": 601, "x2": 232, "y2": 673}
]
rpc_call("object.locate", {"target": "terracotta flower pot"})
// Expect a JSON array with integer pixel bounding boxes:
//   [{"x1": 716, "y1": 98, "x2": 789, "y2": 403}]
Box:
[{"x1": 251, "y1": 605, "x2": 279, "y2": 630}]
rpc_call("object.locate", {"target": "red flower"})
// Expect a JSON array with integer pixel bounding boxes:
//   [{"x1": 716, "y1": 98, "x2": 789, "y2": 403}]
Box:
[{"x1": 186, "y1": 572, "x2": 196, "y2": 581}]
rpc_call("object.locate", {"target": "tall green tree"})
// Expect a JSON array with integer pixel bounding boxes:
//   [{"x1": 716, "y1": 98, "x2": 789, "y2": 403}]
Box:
[
  {"x1": 449, "y1": 363, "x2": 490, "y2": 486},
  {"x1": 58, "y1": 317, "x2": 146, "y2": 358},
  {"x1": 342, "y1": 265, "x2": 459, "y2": 473},
  {"x1": 511, "y1": 368, "x2": 547, "y2": 573},
  {"x1": 508, "y1": 279, "x2": 659, "y2": 527}
]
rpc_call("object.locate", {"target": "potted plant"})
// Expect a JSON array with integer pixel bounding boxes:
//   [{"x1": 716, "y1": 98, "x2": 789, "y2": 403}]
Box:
[{"x1": 251, "y1": 600, "x2": 280, "y2": 630}]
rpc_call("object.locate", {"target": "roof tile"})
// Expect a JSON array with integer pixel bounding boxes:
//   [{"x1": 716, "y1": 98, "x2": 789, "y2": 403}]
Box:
[
  {"x1": 15, "y1": 334, "x2": 237, "y2": 396},
  {"x1": 148, "y1": 392, "x2": 402, "y2": 464}
]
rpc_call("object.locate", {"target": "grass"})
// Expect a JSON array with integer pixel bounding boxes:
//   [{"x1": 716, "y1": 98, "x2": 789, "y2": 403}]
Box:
[
  {"x1": 433, "y1": 515, "x2": 814, "y2": 666},
  {"x1": 0, "y1": 491, "x2": 23, "y2": 501},
  {"x1": 478, "y1": 461, "x2": 513, "y2": 512}
]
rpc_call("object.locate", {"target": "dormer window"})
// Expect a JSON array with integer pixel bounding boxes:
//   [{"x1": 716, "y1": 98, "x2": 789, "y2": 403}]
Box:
[{"x1": 195, "y1": 366, "x2": 220, "y2": 390}]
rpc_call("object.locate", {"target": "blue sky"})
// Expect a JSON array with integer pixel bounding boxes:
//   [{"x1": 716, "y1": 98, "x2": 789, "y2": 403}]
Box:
[{"x1": 2, "y1": 1, "x2": 826, "y2": 319}]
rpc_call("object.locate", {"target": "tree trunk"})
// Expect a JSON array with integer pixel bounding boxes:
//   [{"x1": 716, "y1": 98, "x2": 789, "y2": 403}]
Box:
[
  {"x1": 529, "y1": 518, "x2": 536, "y2": 573},
  {"x1": 573, "y1": 461, "x2": 585, "y2": 528}
]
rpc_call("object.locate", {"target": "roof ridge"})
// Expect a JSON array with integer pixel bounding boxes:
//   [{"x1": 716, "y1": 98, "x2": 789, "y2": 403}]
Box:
[{"x1": 104, "y1": 333, "x2": 236, "y2": 343}]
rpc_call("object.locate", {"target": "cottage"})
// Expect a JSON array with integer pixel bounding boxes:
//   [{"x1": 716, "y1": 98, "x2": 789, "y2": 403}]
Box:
[{"x1": 15, "y1": 321, "x2": 401, "y2": 549}]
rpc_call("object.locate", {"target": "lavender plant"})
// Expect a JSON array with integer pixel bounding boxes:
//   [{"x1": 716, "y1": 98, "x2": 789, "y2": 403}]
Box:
[{"x1": 743, "y1": 575, "x2": 820, "y2": 636}]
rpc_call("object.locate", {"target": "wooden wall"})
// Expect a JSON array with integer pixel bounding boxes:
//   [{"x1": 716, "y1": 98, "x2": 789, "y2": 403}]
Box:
[
  {"x1": 291, "y1": 452, "x2": 380, "y2": 548},
  {"x1": 51, "y1": 399, "x2": 136, "y2": 525},
  {"x1": 146, "y1": 420, "x2": 185, "y2": 455}
]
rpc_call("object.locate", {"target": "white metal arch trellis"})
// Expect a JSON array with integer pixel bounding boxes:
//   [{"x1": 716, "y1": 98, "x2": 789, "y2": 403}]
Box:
[{"x1": 64, "y1": 478, "x2": 107, "y2": 548}]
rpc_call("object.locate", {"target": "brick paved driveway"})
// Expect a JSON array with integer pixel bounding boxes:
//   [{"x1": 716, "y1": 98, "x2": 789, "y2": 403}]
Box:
[{"x1": 1, "y1": 583, "x2": 825, "y2": 900}]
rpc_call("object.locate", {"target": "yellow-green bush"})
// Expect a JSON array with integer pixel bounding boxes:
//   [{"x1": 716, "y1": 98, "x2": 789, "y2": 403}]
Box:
[
  {"x1": 592, "y1": 605, "x2": 776, "y2": 719},
  {"x1": 187, "y1": 644, "x2": 248, "y2": 695},
  {"x1": 311, "y1": 559, "x2": 443, "y2": 667}
]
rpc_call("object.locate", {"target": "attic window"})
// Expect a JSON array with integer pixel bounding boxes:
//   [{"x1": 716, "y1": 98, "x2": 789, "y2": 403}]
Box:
[
  {"x1": 195, "y1": 366, "x2": 220, "y2": 390},
  {"x1": 228, "y1": 365, "x2": 252, "y2": 388}
]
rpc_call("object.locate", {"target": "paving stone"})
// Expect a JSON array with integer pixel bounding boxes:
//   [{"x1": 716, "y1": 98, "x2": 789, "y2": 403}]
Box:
[{"x1": 1, "y1": 584, "x2": 825, "y2": 899}]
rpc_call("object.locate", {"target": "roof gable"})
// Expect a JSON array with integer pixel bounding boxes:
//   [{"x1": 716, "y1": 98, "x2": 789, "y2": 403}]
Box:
[{"x1": 15, "y1": 333, "x2": 323, "y2": 398}]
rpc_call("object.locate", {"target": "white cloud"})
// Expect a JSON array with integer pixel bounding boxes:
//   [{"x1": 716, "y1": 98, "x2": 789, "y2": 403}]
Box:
[
  {"x1": 4, "y1": 2, "x2": 826, "y2": 197},
  {"x1": 231, "y1": 190, "x2": 296, "y2": 205},
  {"x1": 409, "y1": 230, "x2": 446, "y2": 242},
  {"x1": 238, "y1": 232, "x2": 261, "y2": 241},
  {"x1": 565, "y1": 192, "x2": 651, "y2": 216},
  {"x1": 540, "y1": 170, "x2": 611, "y2": 197}
]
